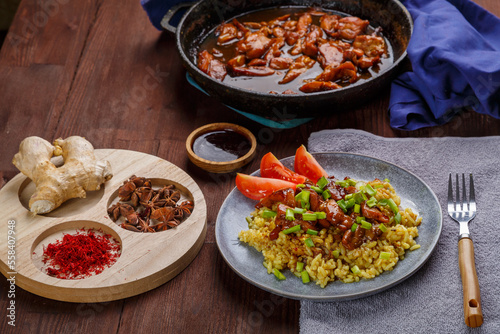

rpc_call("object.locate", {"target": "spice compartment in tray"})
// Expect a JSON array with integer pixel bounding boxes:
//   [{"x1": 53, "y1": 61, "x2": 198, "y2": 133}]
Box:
[{"x1": 0, "y1": 149, "x2": 207, "y2": 302}]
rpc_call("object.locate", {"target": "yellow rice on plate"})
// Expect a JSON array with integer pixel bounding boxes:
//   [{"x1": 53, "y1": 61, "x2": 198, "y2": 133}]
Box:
[{"x1": 238, "y1": 179, "x2": 422, "y2": 288}]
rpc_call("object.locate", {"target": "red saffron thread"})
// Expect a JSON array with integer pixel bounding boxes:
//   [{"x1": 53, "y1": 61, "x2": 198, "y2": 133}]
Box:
[{"x1": 42, "y1": 229, "x2": 121, "y2": 280}]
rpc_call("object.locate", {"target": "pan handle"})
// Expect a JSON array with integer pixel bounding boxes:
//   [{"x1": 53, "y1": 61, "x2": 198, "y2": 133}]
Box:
[{"x1": 160, "y1": 2, "x2": 194, "y2": 34}]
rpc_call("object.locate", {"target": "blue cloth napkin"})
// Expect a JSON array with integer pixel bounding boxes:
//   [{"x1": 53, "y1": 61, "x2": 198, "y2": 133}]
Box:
[
  {"x1": 140, "y1": 0, "x2": 184, "y2": 30},
  {"x1": 389, "y1": 0, "x2": 500, "y2": 130}
]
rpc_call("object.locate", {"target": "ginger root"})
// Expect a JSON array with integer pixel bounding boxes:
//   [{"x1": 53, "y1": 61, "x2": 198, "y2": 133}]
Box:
[{"x1": 12, "y1": 136, "x2": 113, "y2": 214}]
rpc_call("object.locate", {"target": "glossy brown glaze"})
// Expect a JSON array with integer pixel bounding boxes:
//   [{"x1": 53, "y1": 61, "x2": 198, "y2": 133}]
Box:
[{"x1": 197, "y1": 7, "x2": 393, "y2": 95}]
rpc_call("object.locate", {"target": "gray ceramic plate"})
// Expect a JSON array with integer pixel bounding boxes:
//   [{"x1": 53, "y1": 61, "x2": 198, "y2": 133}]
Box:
[{"x1": 215, "y1": 152, "x2": 442, "y2": 301}]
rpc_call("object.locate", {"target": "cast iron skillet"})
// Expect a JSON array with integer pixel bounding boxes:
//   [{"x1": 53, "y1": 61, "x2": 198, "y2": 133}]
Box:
[{"x1": 163, "y1": 0, "x2": 412, "y2": 119}]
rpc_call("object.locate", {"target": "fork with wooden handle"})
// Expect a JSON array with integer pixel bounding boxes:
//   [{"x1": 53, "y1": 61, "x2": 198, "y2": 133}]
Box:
[{"x1": 448, "y1": 173, "x2": 483, "y2": 327}]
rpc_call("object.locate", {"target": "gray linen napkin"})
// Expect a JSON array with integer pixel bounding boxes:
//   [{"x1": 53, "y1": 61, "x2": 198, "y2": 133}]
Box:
[{"x1": 301, "y1": 129, "x2": 500, "y2": 333}]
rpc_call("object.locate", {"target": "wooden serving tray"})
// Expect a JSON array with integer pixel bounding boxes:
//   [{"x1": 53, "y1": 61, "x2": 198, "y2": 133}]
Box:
[{"x1": 0, "y1": 149, "x2": 207, "y2": 302}]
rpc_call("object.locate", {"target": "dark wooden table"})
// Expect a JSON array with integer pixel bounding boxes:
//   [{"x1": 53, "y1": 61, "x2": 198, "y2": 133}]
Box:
[{"x1": 1, "y1": 1, "x2": 499, "y2": 333}]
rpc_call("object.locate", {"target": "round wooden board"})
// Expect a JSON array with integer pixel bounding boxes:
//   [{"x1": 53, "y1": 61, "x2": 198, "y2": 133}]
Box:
[{"x1": 0, "y1": 149, "x2": 207, "y2": 303}]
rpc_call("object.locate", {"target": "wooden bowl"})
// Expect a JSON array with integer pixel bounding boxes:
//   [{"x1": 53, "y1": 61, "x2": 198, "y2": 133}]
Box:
[{"x1": 186, "y1": 123, "x2": 257, "y2": 173}]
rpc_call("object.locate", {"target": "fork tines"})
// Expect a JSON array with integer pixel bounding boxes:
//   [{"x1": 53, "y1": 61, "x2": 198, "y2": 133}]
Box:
[{"x1": 448, "y1": 173, "x2": 476, "y2": 212}]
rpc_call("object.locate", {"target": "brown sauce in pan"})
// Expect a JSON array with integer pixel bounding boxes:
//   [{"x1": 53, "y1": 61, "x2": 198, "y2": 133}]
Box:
[{"x1": 197, "y1": 6, "x2": 394, "y2": 95}]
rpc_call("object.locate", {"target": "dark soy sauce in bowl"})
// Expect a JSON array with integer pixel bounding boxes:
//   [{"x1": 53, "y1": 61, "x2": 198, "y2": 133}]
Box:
[{"x1": 192, "y1": 129, "x2": 251, "y2": 162}]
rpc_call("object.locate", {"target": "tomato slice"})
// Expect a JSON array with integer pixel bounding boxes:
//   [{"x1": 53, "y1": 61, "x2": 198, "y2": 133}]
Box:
[
  {"x1": 294, "y1": 145, "x2": 328, "y2": 183},
  {"x1": 235, "y1": 173, "x2": 297, "y2": 200},
  {"x1": 260, "y1": 152, "x2": 308, "y2": 184}
]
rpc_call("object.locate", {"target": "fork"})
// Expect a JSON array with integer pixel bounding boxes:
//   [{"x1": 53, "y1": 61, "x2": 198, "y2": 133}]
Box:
[{"x1": 448, "y1": 173, "x2": 483, "y2": 327}]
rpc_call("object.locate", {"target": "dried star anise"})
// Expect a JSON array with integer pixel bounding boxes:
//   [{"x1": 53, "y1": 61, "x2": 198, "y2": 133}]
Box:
[{"x1": 108, "y1": 176, "x2": 194, "y2": 233}]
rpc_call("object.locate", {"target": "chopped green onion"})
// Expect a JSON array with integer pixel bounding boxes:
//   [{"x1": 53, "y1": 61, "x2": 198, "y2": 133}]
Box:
[
  {"x1": 295, "y1": 190, "x2": 310, "y2": 209},
  {"x1": 293, "y1": 207, "x2": 305, "y2": 214},
  {"x1": 351, "y1": 223, "x2": 358, "y2": 232},
  {"x1": 283, "y1": 224, "x2": 301, "y2": 234},
  {"x1": 316, "y1": 176, "x2": 329, "y2": 189},
  {"x1": 335, "y1": 180, "x2": 348, "y2": 187},
  {"x1": 360, "y1": 220, "x2": 372, "y2": 229},
  {"x1": 366, "y1": 197, "x2": 378, "y2": 207},
  {"x1": 302, "y1": 213, "x2": 317, "y2": 221},
  {"x1": 296, "y1": 262, "x2": 304, "y2": 272},
  {"x1": 337, "y1": 199, "x2": 347, "y2": 213},
  {"x1": 311, "y1": 185, "x2": 323, "y2": 193},
  {"x1": 387, "y1": 198, "x2": 399, "y2": 214},
  {"x1": 301, "y1": 270, "x2": 310, "y2": 283},
  {"x1": 273, "y1": 268, "x2": 286, "y2": 280},
  {"x1": 353, "y1": 192, "x2": 365, "y2": 204},
  {"x1": 261, "y1": 209, "x2": 277, "y2": 218},
  {"x1": 373, "y1": 184, "x2": 384, "y2": 189},
  {"x1": 394, "y1": 212, "x2": 402, "y2": 224},
  {"x1": 286, "y1": 208, "x2": 295, "y2": 221},
  {"x1": 306, "y1": 229, "x2": 318, "y2": 235},
  {"x1": 364, "y1": 184, "x2": 377, "y2": 196},
  {"x1": 345, "y1": 193, "x2": 354, "y2": 200},
  {"x1": 347, "y1": 179, "x2": 357, "y2": 186},
  {"x1": 354, "y1": 204, "x2": 360, "y2": 213},
  {"x1": 351, "y1": 265, "x2": 361, "y2": 275},
  {"x1": 246, "y1": 216, "x2": 252, "y2": 225},
  {"x1": 304, "y1": 238, "x2": 314, "y2": 247},
  {"x1": 383, "y1": 178, "x2": 390, "y2": 183},
  {"x1": 379, "y1": 223, "x2": 387, "y2": 233},
  {"x1": 331, "y1": 250, "x2": 340, "y2": 258},
  {"x1": 315, "y1": 211, "x2": 327, "y2": 219},
  {"x1": 356, "y1": 217, "x2": 372, "y2": 229},
  {"x1": 296, "y1": 183, "x2": 305, "y2": 188},
  {"x1": 345, "y1": 198, "x2": 356, "y2": 209},
  {"x1": 379, "y1": 252, "x2": 391, "y2": 260},
  {"x1": 355, "y1": 181, "x2": 366, "y2": 190},
  {"x1": 322, "y1": 189, "x2": 331, "y2": 200},
  {"x1": 378, "y1": 199, "x2": 389, "y2": 206}
]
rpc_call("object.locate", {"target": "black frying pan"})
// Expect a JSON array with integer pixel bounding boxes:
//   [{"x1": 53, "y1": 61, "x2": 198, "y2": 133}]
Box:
[{"x1": 163, "y1": 0, "x2": 412, "y2": 119}]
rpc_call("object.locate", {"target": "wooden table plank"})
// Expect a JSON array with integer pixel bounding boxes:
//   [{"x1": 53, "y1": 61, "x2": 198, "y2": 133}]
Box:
[
  {"x1": 0, "y1": 0, "x2": 103, "y2": 172},
  {"x1": 117, "y1": 243, "x2": 299, "y2": 334}
]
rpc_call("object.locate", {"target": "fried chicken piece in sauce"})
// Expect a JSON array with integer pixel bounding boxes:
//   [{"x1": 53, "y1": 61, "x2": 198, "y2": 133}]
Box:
[
  {"x1": 303, "y1": 25, "x2": 323, "y2": 56},
  {"x1": 268, "y1": 203, "x2": 296, "y2": 240},
  {"x1": 357, "y1": 56, "x2": 381, "y2": 69},
  {"x1": 248, "y1": 58, "x2": 268, "y2": 66},
  {"x1": 285, "y1": 13, "x2": 311, "y2": 45},
  {"x1": 317, "y1": 41, "x2": 345, "y2": 68},
  {"x1": 320, "y1": 14, "x2": 341, "y2": 37},
  {"x1": 324, "y1": 199, "x2": 354, "y2": 230},
  {"x1": 268, "y1": 14, "x2": 291, "y2": 28},
  {"x1": 279, "y1": 55, "x2": 316, "y2": 84},
  {"x1": 198, "y1": 50, "x2": 227, "y2": 81},
  {"x1": 361, "y1": 201, "x2": 390, "y2": 224},
  {"x1": 216, "y1": 23, "x2": 239, "y2": 45},
  {"x1": 299, "y1": 81, "x2": 341, "y2": 93},
  {"x1": 264, "y1": 37, "x2": 285, "y2": 61},
  {"x1": 230, "y1": 65, "x2": 275, "y2": 77},
  {"x1": 269, "y1": 57, "x2": 293, "y2": 70},
  {"x1": 342, "y1": 224, "x2": 365, "y2": 250},
  {"x1": 256, "y1": 188, "x2": 296, "y2": 209},
  {"x1": 353, "y1": 35, "x2": 386, "y2": 57},
  {"x1": 316, "y1": 61, "x2": 358, "y2": 83},
  {"x1": 236, "y1": 31, "x2": 273, "y2": 59},
  {"x1": 337, "y1": 16, "x2": 370, "y2": 40}
]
